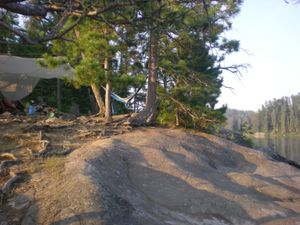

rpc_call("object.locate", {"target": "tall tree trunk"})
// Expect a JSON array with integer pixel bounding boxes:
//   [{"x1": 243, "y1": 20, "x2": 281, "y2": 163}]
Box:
[
  {"x1": 133, "y1": 87, "x2": 137, "y2": 112},
  {"x1": 91, "y1": 83, "x2": 105, "y2": 115},
  {"x1": 104, "y1": 54, "x2": 112, "y2": 122},
  {"x1": 145, "y1": 30, "x2": 158, "y2": 116},
  {"x1": 175, "y1": 109, "x2": 180, "y2": 126},
  {"x1": 87, "y1": 87, "x2": 97, "y2": 114},
  {"x1": 132, "y1": 31, "x2": 158, "y2": 124},
  {"x1": 129, "y1": 30, "x2": 158, "y2": 125},
  {"x1": 105, "y1": 82, "x2": 112, "y2": 122}
]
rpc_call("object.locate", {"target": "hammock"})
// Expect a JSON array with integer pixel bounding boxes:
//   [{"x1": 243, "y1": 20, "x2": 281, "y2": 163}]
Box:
[
  {"x1": 101, "y1": 86, "x2": 142, "y2": 109},
  {"x1": 0, "y1": 54, "x2": 141, "y2": 108}
]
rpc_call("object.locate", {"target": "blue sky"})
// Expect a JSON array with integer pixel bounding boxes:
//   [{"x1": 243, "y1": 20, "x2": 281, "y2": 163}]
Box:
[{"x1": 217, "y1": 0, "x2": 300, "y2": 111}]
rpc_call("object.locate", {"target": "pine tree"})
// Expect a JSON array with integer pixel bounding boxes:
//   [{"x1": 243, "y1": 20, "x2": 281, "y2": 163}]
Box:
[
  {"x1": 127, "y1": 0, "x2": 243, "y2": 127},
  {"x1": 156, "y1": 1, "x2": 242, "y2": 129},
  {"x1": 45, "y1": 18, "x2": 120, "y2": 117}
]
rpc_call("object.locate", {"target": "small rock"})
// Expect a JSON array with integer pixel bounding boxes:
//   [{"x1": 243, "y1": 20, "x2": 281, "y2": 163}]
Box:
[
  {"x1": 45, "y1": 117, "x2": 57, "y2": 123},
  {"x1": 123, "y1": 121, "x2": 131, "y2": 126},
  {"x1": 8, "y1": 194, "x2": 33, "y2": 210},
  {"x1": 0, "y1": 112, "x2": 11, "y2": 117},
  {"x1": 13, "y1": 218, "x2": 20, "y2": 222},
  {"x1": 21, "y1": 204, "x2": 38, "y2": 225},
  {"x1": 61, "y1": 113, "x2": 76, "y2": 120}
]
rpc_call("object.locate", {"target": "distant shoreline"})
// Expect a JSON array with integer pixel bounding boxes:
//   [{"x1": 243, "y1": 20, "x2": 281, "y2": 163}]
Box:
[{"x1": 253, "y1": 132, "x2": 300, "y2": 138}]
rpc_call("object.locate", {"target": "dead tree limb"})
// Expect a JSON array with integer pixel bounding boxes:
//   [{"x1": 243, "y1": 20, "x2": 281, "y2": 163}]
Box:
[
  {"x1": 0, "y1": 160, "x2": 20, "y2": 177},
  {"x1": 0, "y1": 153, "x2": 17, "y2": 161},
  {"x1": 0, "y1": 153, "x2": 20, "y2": 177},
  {"x1": 0, "y1": 172, "x2": 22, "y2": 201},
  {"x1": 37, "y1": 140, "x2": 50, "y2": 156}
]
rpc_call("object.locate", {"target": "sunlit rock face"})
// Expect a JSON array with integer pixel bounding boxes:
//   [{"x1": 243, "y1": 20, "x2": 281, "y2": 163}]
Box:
[{"x1": 21, "y1": 128, "x2": 300, "y2": 225}]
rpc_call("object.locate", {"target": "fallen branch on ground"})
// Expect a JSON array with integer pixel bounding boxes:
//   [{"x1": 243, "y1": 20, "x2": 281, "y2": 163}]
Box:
[
  {"x1": 0, "y1": 160, "x2": 20, "y2": 177},
  {"x1": 37, "y1": 140, "x2": 50, "y2": 156},
  {"x1": 0, "y1": 172, "x2": 22, "y2": 202},
  {"x1": 0, "y1": 153, "x2": 17, "y2": 161},
  {"x1": 0, "y1": 153, "x2": 20, "y2": 177}
]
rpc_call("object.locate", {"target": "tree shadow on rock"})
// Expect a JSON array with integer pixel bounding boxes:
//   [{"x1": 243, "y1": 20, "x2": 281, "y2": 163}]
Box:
[
  {"x1": 50, "y1": 138, "x2": 257, "y2": 225},
  {"x1": 161, "y1": 134, "x2": 300, "y2": 223},
  {"x1": 160, "y1": 141, "x2": 278, "y2": 202},
  {"x1": 47, "y1": 134, "x2": 300, "y2": 225}
]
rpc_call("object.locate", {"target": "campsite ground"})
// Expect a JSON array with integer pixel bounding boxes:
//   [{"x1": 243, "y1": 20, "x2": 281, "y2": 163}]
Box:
[
  {"x1": 0, "y1": 112, "x2": 132, "y2": 224},
  {"x1": 1, "y1": 114, "x2": 300, "y2": 225}
]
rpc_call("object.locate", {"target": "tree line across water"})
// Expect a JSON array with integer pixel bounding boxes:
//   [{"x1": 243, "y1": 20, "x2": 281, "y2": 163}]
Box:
[{"x1": 226, "y1": 93, "x2": 300, "y2": 135}]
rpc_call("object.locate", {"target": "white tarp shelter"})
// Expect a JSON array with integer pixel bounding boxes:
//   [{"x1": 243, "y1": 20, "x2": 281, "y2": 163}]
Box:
[{"x1": 0, "y1": 54, "x2": 74, "y2": 101}]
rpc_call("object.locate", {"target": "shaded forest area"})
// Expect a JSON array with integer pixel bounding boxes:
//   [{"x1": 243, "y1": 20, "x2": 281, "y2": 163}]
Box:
[
  {"x1": 226, "y1": 93, "x2": 300, "y2": 135},
  {"x1": 0, "y1": 1, "x2": 245, "y2": 130}
]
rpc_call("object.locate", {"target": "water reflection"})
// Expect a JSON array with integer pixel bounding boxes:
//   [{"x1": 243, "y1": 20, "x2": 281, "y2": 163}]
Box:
[{"x1": 254, "y1": 136, "x2": 300, "y2": 164}]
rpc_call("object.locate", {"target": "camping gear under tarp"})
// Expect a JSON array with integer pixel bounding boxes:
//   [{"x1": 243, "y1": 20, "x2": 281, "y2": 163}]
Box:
[
  {"x1": 0, "y1": 55, "x2": 74, "y2": 101},
  {"x1": 0, "y1": 54, "x2": 138, "y2": 112}
]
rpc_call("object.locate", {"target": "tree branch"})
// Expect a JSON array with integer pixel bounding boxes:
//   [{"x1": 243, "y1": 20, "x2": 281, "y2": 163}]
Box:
[
  {"x1": 219, "y1": 64, "x2": 249, "y2": 78},
  {"x1": 0, "y1": 2, "x2": 47, "y2": 17},
  {"x1": 0, "y1": 0, "x2": 24, "y2": 3},
  {"x1": 0, "y1": 0, "x2": 146, "y2": 44},
  {"x1": 0, "y1": 19, "x2": 34, "y2": 43}
]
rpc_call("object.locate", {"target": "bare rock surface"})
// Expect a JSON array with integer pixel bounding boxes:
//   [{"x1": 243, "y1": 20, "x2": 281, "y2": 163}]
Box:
[{"x1": 22, "y1": 128, "x2": 300, "y2": 225}]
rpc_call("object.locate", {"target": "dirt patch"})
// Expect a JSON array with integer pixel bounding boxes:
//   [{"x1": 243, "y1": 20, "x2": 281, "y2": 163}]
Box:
[
  {"x1": 12, "y1": 128, "x2": 300, "y2": 225},
  {"x1": 0, "y1": 113, "x2": 132, "y2": 225}
]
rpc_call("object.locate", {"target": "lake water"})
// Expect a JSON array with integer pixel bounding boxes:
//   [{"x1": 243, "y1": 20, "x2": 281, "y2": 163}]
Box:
[{"x1": 254, "y1": 136, "x2": 300, "y2": 165}]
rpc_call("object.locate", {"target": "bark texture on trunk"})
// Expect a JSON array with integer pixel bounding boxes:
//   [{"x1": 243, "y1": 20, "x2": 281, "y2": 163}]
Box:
[
  {"x1": 87, "y1": 87, "x2": 97, "y2": 114},
  {"x1": 129, "y1": 30, "x2": 158, "y2": 125},
  {"x1": 105, "y1": 82, "x2": 112, "y2": 122},
  {"x1": 0, "y1": 2, "x2": 47, "y2": 17},
  {"x1": 145, "y1": 31, "x2": 158, "y2": 114},
  {"x1": 175, "y1": 109, "x2": 180, "y2": 127},
  {"x1": 104, "y1": 54, "x2": 112, "y2": 122},
  {"x1": 91, "y1": 83, "x2": 105, "y2": 115}
]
